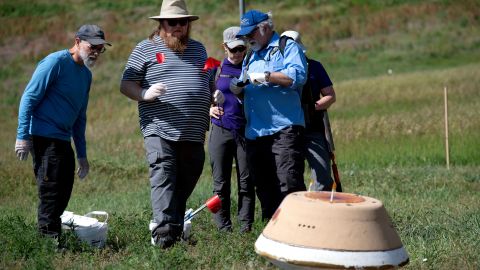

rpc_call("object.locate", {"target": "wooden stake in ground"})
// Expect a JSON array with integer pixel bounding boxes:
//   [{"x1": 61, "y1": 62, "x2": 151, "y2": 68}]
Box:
[{"x1": 444, "y1": 86, "x2": 450, "y2": 170}]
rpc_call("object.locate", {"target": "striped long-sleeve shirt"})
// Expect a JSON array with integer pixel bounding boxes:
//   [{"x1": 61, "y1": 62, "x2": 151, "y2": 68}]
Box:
[{"x1": 122, "y1": 35, "x2": 213, "y2": 142}]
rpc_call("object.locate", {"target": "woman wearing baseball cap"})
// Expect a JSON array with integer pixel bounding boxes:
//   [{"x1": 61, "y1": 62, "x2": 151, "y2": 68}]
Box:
[{"x1": 208, "y1": 26, "x2": 255, "y2": 233}]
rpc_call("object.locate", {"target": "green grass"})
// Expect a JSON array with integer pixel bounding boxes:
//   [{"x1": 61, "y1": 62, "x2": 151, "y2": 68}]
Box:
[
  {"x1": 1, "y1": 165, "x2": 479, "y2": 269},
  {"x1": 1, "y1": 0, "x2": 480, "y2": 269},
  {"x1": 2, "y1": 64, "x2": 479, "y2": 269}
]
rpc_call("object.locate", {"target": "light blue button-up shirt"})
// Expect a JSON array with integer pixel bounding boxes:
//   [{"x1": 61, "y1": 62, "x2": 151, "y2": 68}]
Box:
[{"x1": 240, "y1": 32, "x2": 307, "y2": 139}]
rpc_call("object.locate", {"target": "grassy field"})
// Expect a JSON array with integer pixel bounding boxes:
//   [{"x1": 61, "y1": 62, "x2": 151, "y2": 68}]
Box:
[{"x1": 1, "y1": 0, "x2": 480, "y2": 269}]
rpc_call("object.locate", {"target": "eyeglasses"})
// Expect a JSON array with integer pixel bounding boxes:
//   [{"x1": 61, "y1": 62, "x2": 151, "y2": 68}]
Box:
[
  {"x1": 246, "y1": 27, "x2": 259, "y2": 39},
  {"x1": 166, "y1": 19, "x2": 189, "y2": 27},
  {"x1": 81, "y1": 41, "x2": 106, "y2": 54},
  {"x1": 227, "y1": 46, "x2": 246, "y2": 53},
  {"x1": 89, "y1": 44, "x2": 106, "y2": 54}
]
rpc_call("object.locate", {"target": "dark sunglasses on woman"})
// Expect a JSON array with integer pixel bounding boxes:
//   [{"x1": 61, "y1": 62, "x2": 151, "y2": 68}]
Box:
[
  {"x1": 166, "y1": 19, "x2": 189, "y2": 27},
  {"x1": 227, "y1": 46, "x2": 246, "y2": 53}
]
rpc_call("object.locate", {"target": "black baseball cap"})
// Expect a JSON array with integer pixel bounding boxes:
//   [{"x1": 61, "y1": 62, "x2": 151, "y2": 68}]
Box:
[{"x1": 75, "y1": 24, "x2": 111, "y2": 46}]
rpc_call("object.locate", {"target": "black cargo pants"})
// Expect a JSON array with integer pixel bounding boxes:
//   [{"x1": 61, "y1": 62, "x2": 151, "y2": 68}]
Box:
[{"x1": 32, "y1": 136, "x2": 75, "y2": 237}]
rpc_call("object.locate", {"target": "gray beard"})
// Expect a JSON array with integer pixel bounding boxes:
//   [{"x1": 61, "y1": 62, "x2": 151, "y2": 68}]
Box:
[
  {"x1": 83, "y1": 58, "x2": 96, "y2": 68},
  {"x1": 249, "y1": 41, "x2": 262, "y2": 51},
  {"x1": 79, "y1": 49, "x2": 96, "y2": 68},
  {"x1": 249, "y1": 30, "x2": 266, "y2": 51}
]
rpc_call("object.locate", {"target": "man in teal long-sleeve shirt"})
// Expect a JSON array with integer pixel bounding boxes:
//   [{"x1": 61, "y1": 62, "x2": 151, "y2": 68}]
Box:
[{"x1": 15, "y1": 24, "x2": 110, "y2": 239}]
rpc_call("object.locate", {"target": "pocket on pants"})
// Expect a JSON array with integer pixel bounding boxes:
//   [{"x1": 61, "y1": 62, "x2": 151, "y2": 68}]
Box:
[
  {"x1": 146, "y1": 151, "x2": 160, "y2": 166},
  {"x1": 37, "y1": 156, "x2": 59, "y2": 182}
]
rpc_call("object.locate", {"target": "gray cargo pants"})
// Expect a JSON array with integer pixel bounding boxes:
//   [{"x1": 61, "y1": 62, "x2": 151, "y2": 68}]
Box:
[
  {"x1": 208, "y1": 124, "x2": 255, "y2": 232},
  {"x1": 144, "y1": 136, "x2": 205, "y2": 242}
]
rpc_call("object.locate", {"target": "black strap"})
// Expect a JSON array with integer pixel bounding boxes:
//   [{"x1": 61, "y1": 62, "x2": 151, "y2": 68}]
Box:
[
  {"x1": 243, "y1": 49, "x2": 254, "y2": 74},
  {"x1": 243, "y1": 35, "x2": 293, "y2": 74},
  {"x1": 278, "y1": 35, "x2": 291, "y2": 56},
  {"x1": 214, "y1": 60, "x2": 224, "y2": 83}
]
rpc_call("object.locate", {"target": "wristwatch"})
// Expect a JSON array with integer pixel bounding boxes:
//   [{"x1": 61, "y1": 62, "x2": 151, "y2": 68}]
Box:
[{"x1": 264, "y1": 71, "x2": 271, "y2": 82}]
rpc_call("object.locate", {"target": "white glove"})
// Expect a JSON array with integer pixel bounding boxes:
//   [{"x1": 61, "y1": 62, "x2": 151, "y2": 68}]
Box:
[
  {"x1": 141, "y1": 82, "x2": 167, "y2": 101},
  {"x1": 229, "y1": 77, "x2": 244, "y2": 95},
  {"x1": 249, "y1": 72, "x2": 267, "y2": 85},
  {"x1": 213, "y1": 90, "x2": 225, "y2": 105},
  {"x1": 15, "y1": 139, "x2": 32, "y2": 161},
  {"x1": 77, "y1": 158, "x2": 89, "y2": 180}
]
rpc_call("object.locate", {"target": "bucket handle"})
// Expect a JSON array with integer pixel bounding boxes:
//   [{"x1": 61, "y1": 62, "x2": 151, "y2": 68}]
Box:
[{"x1": 85, "y1": 211, "x2": 109, "y2": 224}]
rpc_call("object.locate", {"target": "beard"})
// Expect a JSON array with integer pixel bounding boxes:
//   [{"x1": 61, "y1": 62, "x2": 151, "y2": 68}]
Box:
[
  {"x1": 249, "y1": 40, "x2": 262, "y2": 52},
  {"x1": 249, "y1": 27, "x2": 266, "y2": 52},
  {"x1": 79, "y1": 48, "x2": 96, "y2": 68},
  {"x1": 160, "y1": 28, "x2": 190, "y2": 53}
]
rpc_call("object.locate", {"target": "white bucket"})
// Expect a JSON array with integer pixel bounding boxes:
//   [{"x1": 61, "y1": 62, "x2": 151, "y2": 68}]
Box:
[{"x1": 61, "y1": 211, "x2": 108, "y2": 248}]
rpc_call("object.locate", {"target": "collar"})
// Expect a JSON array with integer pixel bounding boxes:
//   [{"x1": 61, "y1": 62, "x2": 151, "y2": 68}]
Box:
[{"x1": 265, "y1": 32, "x2": 280, "y2": 50}]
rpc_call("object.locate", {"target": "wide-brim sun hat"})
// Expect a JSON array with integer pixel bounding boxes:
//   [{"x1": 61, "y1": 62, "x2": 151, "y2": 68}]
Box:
[{"x1": 149, "y1": 0, "x2": 199, "y2": 21}]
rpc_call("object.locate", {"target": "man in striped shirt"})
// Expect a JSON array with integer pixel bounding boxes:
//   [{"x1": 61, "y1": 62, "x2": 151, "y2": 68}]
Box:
[{"x1": 120, "y1": 0, "x2": 220, "y2": 248}]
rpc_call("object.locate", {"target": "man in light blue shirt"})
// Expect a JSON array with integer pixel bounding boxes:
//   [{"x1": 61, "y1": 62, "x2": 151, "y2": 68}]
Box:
[
  {"x1": 15, "y1": 24, "x2": 110, "y2": 240},
  {"x1": 232, "y1": 10, "x2": 308, "y2": 220}
]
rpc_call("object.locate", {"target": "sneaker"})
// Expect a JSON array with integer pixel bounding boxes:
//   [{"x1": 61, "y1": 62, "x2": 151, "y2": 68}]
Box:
[
  {"x1": 152, "y1": 235, "x2": 176, "y2": 249},
  {"x1": 150, "y1": 225, "x2": 178, "y2": 249}
]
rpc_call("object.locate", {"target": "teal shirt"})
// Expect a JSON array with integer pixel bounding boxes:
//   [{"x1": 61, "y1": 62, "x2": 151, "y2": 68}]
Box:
[
  {"x1": 17, "y1": 49, "x2": 92, "y2": 158},
  {"x1": 240, "y1": 33, "x2": 307, "y2": 139}
]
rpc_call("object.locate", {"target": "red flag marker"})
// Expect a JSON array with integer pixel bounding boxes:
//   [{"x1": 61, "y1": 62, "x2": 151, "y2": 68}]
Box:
[
  {"x1": 184, "y1": 194, "x2": 222, "y2": 222},
  {"x1": 203, "y1": 57, "x2": 221, "y2": 72},
  {"x1": 156, "y1": 53, "x2": 165, "y2": 64},
  {"x1": 205, "y1": 194, "x2": 222, "y2": 213}
]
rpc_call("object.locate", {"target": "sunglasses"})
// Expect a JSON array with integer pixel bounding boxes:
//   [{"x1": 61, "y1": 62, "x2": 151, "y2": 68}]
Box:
[
  {"x1": 88, "y1": 44, "x2": 106, "y2": 54},
  {"x1": 227, "y1": 46, "x2": 246, "y2": 53},
  {"x1": 81, "y1": 40, "x2": 106, "y2": 53},
  {"x1": 166, "y1": 19, "x2": 189, "y2": 27}
]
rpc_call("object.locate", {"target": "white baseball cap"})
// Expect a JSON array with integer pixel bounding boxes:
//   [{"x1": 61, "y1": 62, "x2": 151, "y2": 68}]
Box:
[{"x1": 223, "y1": 26, "x2": 246, "y2": 49}]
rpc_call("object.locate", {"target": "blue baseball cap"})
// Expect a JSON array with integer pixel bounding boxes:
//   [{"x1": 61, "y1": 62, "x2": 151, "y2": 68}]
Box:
[{"x1": 236, "y1": 10, "x2": 269, "y2": 37}]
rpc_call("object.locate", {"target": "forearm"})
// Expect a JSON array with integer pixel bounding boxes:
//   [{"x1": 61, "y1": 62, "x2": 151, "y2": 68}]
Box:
[
  {"x1": 120, "y1": 80, "x2": 143, "y2": 101},
  {"x1": 73, "y1": 137, "x2": 87, "y2": 158},
  {"x1": 269, "y1": 72, "x2": 293, "y2": 88},
  {"x1": 315, "y1": 96, "x2": 335, "y2": 110},
  {"x1": 17, "y1": 98, "x2": 32, "y2": 140},
  {"x1": 72, "y1": 112, "x2": 87, "y2": 158},
  {"x1": 17, "y1": 81, "x2": 48, "y2": 139},
  {"x1": 315, "y1": 86, "x2": 336, "y2": 110}
]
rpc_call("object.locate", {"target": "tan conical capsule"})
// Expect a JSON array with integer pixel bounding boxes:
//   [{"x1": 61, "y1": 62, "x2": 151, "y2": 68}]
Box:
[{"x1": 255, "y1": 191, "x2": 409, "y2": 269}]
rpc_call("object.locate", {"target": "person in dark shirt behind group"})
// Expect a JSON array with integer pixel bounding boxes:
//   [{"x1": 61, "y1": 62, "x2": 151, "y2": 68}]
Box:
[{"x1": 282, "y1": 30, "x2": 337, "y2": 191}]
